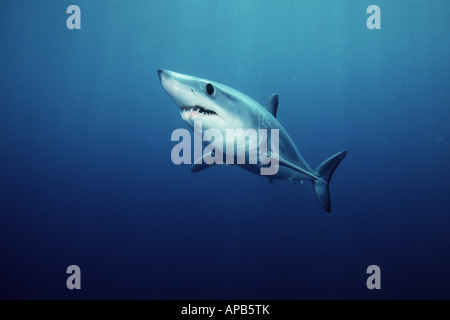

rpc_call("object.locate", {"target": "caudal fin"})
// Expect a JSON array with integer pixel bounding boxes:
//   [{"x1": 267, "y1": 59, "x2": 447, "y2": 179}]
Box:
[{"x1": 313, "y1": 150, "x2": 347, "y2": 213}]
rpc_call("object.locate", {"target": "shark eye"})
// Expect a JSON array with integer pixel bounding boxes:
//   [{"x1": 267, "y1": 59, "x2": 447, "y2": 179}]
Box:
[{"x1": 206, "y1": 83, "x2": 214, "y2": 95}]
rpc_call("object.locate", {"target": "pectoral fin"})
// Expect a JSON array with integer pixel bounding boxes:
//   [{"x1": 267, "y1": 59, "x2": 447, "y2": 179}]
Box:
[
  {"x1": 191, "y1": 151, "x2": 214, "y2": 172},
  {"x1": 191, "y1": 151, "x2": 229, "y2": 172}
]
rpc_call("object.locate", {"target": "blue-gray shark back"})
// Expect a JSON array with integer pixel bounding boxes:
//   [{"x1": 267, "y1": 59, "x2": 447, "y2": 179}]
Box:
[{"x1": 158, "y1": 69, "x2": 347, "y2": 213}]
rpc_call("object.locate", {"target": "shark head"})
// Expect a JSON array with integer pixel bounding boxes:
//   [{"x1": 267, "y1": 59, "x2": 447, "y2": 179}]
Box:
[{"x1": 158, "y1": 69, "x2": 258, "y2": 133}]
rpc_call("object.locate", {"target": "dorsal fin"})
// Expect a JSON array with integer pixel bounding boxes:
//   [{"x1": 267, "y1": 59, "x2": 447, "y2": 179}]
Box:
[{"x1": 265, "y1": 93, "x2": 279, "y2": 117}]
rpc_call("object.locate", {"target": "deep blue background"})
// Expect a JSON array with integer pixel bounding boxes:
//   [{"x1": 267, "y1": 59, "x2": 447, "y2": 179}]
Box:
[{"x1": 0, "y1": 0, "x2": 449, "y2": 299}]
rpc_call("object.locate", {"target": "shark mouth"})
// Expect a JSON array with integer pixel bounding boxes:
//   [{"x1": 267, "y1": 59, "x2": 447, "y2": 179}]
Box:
[{"x1": 180, "y1": 105, "x2": 218, "y2": 120}]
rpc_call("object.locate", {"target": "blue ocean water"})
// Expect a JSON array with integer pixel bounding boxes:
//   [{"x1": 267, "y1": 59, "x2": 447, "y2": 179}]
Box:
[{"x1": 0, "y1": 0, "x2": 449, "y2": 299}]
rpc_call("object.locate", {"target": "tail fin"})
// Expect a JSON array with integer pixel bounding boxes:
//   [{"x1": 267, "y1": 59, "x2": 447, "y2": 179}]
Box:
[{"x1": 313, "y1": 150, "x2": 348, "y2": 213}]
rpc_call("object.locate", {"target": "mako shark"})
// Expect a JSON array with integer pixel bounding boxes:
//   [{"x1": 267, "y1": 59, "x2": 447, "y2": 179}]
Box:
[{"x1": 158, "y1": 69, "x2": 347, "y2": 212}]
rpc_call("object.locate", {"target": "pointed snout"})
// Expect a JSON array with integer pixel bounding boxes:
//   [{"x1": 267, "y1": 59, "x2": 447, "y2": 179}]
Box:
[
  {"x1": 157, "y1": 69, "x2": 167, "y2": 79},
  {"x1": 158, "y1": 69, "x2": 183, "y2": 90},
  {"x1": 158, "y1": 69, "x2": 181, "y2": 81},
  {"x1": 158, "y1": 69, "x2": 176, "y2": 93},
  {"x1": 157, "y1": 69, "x2": 171, "y2": 83},
  {"x1": 158, "y1": 69, "x2": 194, "y2": 82},
  {"x1": 158, "y1": 69, "x2": 193, "y2": 108}
]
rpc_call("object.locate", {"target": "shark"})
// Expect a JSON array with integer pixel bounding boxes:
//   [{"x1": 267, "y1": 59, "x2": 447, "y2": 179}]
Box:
[{"x1": 158, "y1": 69, "x2": 347, "y2": 213}]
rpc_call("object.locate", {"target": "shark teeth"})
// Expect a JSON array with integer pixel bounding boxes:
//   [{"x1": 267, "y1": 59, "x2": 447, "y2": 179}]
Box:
[{"x1": 181, "y1": 105, "x2": 218, "y2": 119}]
